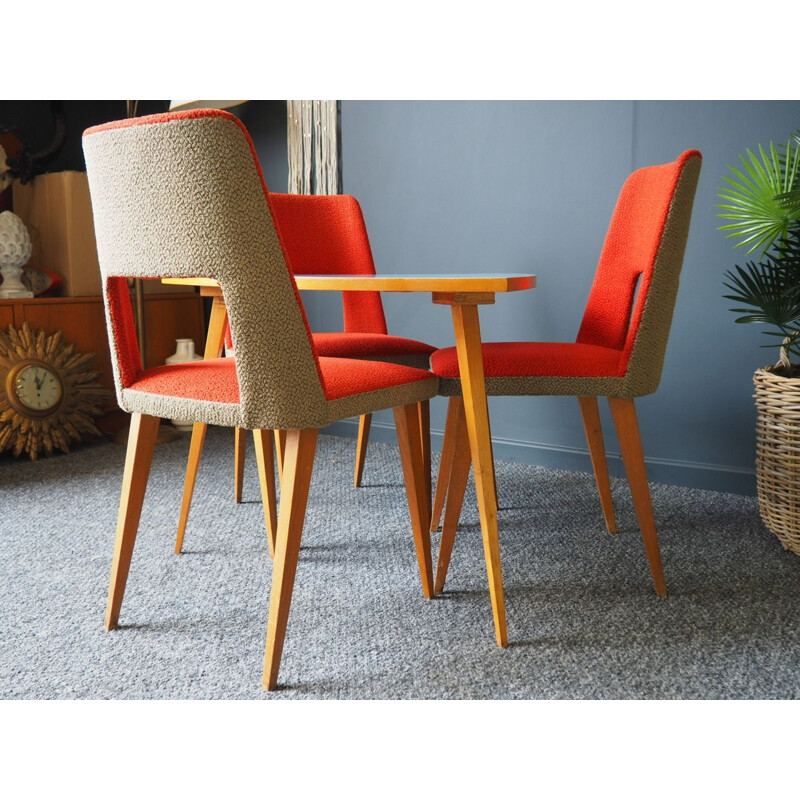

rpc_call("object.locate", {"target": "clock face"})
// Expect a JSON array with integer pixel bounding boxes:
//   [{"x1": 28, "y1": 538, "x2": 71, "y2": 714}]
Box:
[{"x1": 12, "y1": 362, "x2": 63, "y2": 414}]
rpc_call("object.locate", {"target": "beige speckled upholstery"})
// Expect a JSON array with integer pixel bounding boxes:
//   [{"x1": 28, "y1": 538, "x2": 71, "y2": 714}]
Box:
[{"x1": 82, "y1": 111, "x2": 437, "y2": 429}]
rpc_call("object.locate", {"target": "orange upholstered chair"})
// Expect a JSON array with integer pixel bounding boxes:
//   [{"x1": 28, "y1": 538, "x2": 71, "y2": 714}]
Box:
[
  {"x1": 272, "y1": 193, "x2": 436, "y2": 484},
  {"x1": 177, "y1": 193, "x2": 437, "y2": 555},
  {"x1": 430, "y1": 150, "x2": 702, "y2": 597},
  {"x1": 83, "y1": 109, "x2": 438, "y2": 690}
]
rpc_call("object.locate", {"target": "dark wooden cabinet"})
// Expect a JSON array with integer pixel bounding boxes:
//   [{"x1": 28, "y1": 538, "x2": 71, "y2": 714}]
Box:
[{"x1": 0, "y1": 292, "x2": 205, "y2": 434}]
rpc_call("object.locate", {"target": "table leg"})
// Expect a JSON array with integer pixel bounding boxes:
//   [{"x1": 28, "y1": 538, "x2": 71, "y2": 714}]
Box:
[
  {"x1": 450, "y1": 303, "x2": 507, "y2": 647},
  {"x1": 205, "y1": 296, "x2": 228, "y2": 359}
]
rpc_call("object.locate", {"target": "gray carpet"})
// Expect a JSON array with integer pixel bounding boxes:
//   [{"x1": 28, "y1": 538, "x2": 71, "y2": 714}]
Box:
[{"x1": 1, "y1": 426, "x2": 798, "y2": 700}]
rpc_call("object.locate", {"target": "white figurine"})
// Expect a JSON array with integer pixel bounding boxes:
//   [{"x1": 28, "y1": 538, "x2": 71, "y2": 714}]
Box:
[{"x1": 0, "y1": 210, "x2": 34, "y2": 298}]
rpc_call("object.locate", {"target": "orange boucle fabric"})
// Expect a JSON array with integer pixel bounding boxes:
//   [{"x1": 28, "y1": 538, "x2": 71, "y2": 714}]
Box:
[
  {"x1": 313, "y1": 332, "x2": 436, "y2": 358},
  {"x1": 270, "y1": 193, "x2": 388, "y2": 335},
  {"x1": 128, "y1": 358, "x2": 240, "y2": 403},
  {"x1": 319, "y1": 357, "x2": 433, "y2": 400},
  {"x1": 577, "y1": 149, "x2": 701, "y2": 373},
  {"x1": 127, "y1": 355, "x2": 432, "y2": 404},
  {"x1": 84, "y1": 108, "x2": 233, "y2": 136},
  {"x1": 221, "y1": 328, "x2": 436, "y2": 359},
  {"x1": 431, "y1": 341, "x2": 624, "y2": 379},
  {"x1": 105, "y1": 276, "x2": 142, "y2": 386}
]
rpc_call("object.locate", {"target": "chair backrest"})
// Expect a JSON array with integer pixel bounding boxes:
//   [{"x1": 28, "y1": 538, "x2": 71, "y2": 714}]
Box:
[
  {"x1": 270, "y1": 193, "x2": 388, "y2": 334},
  {"x1": 575, "y1": 150, "x2": 702, "y2": 395},
  {"x1": 82, "y1": 109, "x2": 330, "y2": 429}
]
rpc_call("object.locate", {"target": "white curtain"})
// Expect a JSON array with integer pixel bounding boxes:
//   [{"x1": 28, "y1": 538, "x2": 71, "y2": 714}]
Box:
[{"x1": 287, "y1": 100, "x2": 339, "y2": 195}]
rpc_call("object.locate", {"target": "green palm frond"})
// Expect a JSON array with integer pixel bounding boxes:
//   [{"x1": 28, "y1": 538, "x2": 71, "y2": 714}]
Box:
[
  {"x1": 723, "y1": 229, "x2": 800, "y2": 362},
  {"x1": 717, "y1": 139, "x2": 800, "y2": 256},
  {"x1": 775, "y1": 132, "x2": 800, "y2": 213}
]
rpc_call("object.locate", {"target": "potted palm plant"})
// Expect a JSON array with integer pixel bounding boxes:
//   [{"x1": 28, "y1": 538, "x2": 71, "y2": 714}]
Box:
[{"x1": 718, "y1": 131, "x2": 800, "y2": 554}]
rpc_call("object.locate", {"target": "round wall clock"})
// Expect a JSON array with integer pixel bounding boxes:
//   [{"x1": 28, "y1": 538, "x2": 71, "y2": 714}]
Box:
[{"x1": 0, "y1": 322, "x2": 112, "y2": 460}]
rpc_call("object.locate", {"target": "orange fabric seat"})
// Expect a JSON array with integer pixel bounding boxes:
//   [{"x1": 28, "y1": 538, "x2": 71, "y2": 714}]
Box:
[
  {"x1": 129, "y1": 356, "x2": 433, "y2": 404},
  {"x1": 431, "y1": 341, "x2": 624, "y2": 380},
  {"x1": 314, "y1": 332, "x2": 436, "y2": 359}
]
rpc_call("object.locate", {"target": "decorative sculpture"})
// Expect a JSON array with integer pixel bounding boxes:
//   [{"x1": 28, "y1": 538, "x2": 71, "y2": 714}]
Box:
[{"x1": 0, "y1": 210, "x2": 33, "y2": 298}]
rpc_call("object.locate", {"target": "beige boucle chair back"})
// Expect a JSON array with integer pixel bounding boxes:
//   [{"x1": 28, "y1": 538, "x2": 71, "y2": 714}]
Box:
[{"x1": 82, "y1": 109, "x2": 328, "y2": 430}]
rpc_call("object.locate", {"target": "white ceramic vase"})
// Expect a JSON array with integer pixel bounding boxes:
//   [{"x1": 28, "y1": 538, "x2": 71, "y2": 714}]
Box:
[
  {"x1": 166, "y1": 338, "x2": 202, "y2": 431},
  {"x1": 0, "y1": 211, "x2": 33, "y2": 299}
]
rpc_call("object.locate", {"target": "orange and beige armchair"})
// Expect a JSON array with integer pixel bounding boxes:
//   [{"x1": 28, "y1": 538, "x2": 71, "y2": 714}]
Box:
[
  {"x1": 83, "y1": 109, "x2": 438, "y2": 689},
  {"x1": 430, "y1": 150, "x2": 702, "y2": 598}
]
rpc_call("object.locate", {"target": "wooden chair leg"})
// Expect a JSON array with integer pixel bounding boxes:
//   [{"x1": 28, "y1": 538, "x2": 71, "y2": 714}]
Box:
[
  {"x1": 234, "y1": 427, "x2": 246, "y2": 504},
  {"x1": 431, "y1": 396, "x2": 460, "y2": 532},
  {"x1": 353, "y1": 413, "x2": 372, "y2": 488},
  {"x1": 608, "y1": 397, "x2": 666, "y2": 597},
  {"x1": 274, "y1": 429, "x2": 287, "y2": 486},
  {"x1": 175, "y1": 421, "x2": 207, "y2": 555},
  {"x1": 105, "y1": 413, "x2": 161, "y2": 630},
  {"x1": 394, "y1": 403, "x2": 434, "y2": 599},
  {"x1": 435, "y1": 397, "x2": 471, "y2": 595},
  {"x1": 578, "y1": 396, "x2": 617, "y2": 534},
  {"x1": 418, "y1": 399, "x2": 432, "y2": 516},
  {"x1": 262, "y1": 428, "x2": 318, "y2": 691},
  {"x1": 253, "y1": 429, "x2": 278, "y2": 559}
]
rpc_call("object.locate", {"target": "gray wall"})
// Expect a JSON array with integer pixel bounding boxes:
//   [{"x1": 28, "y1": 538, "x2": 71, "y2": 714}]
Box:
[{"x1": 313, "y1": 100, "x2": 800, "y2": 495}]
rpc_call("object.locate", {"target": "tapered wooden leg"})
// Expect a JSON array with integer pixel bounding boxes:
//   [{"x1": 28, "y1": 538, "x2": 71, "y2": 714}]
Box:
[
  {"x1": 487, "y1": 411, "x2": 499, "y2": 509},
  {"x1": 450, "y1": 303, "x2": 507, "y2": 647},
  {"x1": 435, "y1": 397, "x2": 471, "y2": 594},
  {"x1": 394, "y1": 403, "x2": 435, "y2": 598},
  {"x1": 578, "y1": 396, "x2": 617, "y2": 534},
  {"x1": 262, "y1": 428, "x2": 318, "y2": 691},
  {"x1": 353, "y1": 414, "x2": 372, "y2": 488},
  {"x1": 608, "y1": 397, "x2": 666, "y2": 597},
  {"x1": 105, "y1": 413, "x2": 161, "y2": 630},
  {"x1": 274, "y1": 429, "x2": 287, "y2": 486},
  {"x1": 175, "y1": 294, "x2": 227, "y2": 554},
  {"x1": 175, "y1": 421, "x2": 208, "y2": 555},
  {"x1": 253, "y1": 428, "x2": 278, "y2": 559},
  {"x1": 205, "y1": 296, "x2": 229, "y2": 360},
  {"x1": 431, "y1": 396, "x2": 460, "y2": 532},
  {"x1": 418, "y1": 399, "x2": 432, "y2": 515},
  {"x1": 234, "y1": 427, "x2": 247, "y2": 504}
]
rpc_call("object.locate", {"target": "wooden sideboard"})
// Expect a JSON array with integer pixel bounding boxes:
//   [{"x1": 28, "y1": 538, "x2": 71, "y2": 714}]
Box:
[{"x1": 0, "y1": 292, "x2": 206, "y2": 434}]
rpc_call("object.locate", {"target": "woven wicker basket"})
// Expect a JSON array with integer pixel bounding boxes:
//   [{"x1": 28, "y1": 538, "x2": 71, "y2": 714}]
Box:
[{"x1": 754, "y1": 362, "x2": 800, "y2": 555}]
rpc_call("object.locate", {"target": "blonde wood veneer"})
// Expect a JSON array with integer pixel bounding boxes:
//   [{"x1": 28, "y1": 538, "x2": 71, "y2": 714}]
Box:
[
  {"x1": 449, "y1": 303, "x2": 507, "y2": 647},
  {"x1": 393, "y1": 403, "x2": 434, "y2": 599},
  {"x1": 105, "y1": 413, "x2": 161, "y2": 629},
  {"x1": 608, "y1": 397, "x2": 667, "y2": 597},
  {"x1": 578, "y1": 396, "x2": 617, "y2": 534},
  {"x1": 263, "y1": 427, "x2": 319, "y2": 690},
  {"x1": 353, "y1": 413, "x2": 372, "y2": 488}
]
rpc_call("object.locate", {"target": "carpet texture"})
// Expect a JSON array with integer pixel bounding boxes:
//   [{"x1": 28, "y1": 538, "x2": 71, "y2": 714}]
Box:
[{"x1": 1, "y1": 427, "x2": 798, "y2": 700}]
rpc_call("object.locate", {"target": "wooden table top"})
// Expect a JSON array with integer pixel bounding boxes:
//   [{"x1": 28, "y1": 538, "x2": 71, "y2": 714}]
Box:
[{"x1": 163, "y1": 273, "x2": 536, "y2": 294}]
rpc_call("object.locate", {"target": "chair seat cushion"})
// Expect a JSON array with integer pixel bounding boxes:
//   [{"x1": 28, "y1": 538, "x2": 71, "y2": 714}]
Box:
[
  {"x1": 129, "y1": 359, "x2": 241, "y2": 403},
  {"x1": 312, "y1": 332, "x2": 436, "y2": 358},
  {"x1": 319, "y1": 357, "x2": 434, "y2": 400},
  {"x1": 127, "y1": 355, "x2": 434, "y2": 404},
  {"x1": 431, "y1": 341, "x2": 625, "y2": 379}
]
